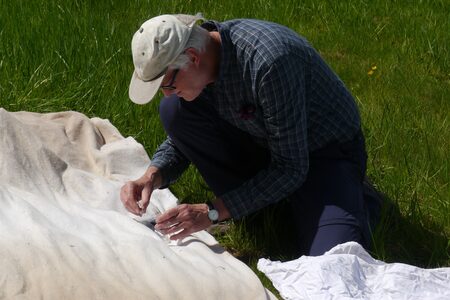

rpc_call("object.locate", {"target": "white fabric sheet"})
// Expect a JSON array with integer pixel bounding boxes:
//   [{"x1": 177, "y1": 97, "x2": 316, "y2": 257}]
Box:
[
  {"x1": 0, "y1": 108, "x2": 276, "y2": 299},
  {"x1": 258, "y1": 241, "x2": 450, "y2": 300}
]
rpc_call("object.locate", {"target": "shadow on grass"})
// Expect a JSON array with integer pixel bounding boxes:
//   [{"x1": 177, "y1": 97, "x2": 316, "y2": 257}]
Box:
[
  {"x1": 372, "y1": 195, "x2": 450, "y2": 268},
  {"x1": 226, "y1": 190, "x2": 449, "y2": 268},
  {"x1": 228, "y1": 201, "x2": 306, "y2": 263}
]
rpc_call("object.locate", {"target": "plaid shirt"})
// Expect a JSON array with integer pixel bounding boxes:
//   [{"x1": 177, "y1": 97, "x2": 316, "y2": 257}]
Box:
[{"x1": 151, "y1": 19, "x2": 361, "y2": 219}]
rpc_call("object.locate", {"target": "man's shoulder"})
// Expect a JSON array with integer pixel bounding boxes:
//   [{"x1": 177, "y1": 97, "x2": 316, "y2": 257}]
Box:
[
  {"x1": 221, "y1": 19, "x2": 311, "y2": 66},
  {"x1": 221, "y1": 18, "x2": 297, "y2": 38}
]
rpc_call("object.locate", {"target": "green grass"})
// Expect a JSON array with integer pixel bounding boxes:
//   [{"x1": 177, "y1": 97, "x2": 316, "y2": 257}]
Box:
[{"x1": 1, "y1": 0, "x2": 449, "y2": 295}]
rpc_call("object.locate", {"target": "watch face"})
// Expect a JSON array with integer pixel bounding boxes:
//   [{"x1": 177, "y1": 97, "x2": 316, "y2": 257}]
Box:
[{"x1": 208, "y1": 209, "x2": 219, "y2": 221}]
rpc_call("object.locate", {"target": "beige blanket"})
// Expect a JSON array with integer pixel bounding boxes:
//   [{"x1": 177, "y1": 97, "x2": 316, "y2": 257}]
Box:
[{"x1": 0, "y1": 108, "x2": 275, "y2": 299}]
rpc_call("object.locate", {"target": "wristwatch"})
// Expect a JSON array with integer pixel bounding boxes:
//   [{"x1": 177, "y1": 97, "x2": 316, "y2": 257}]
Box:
[{"x1": 206, "y1": 201, "x2": 219, "y2": 224}]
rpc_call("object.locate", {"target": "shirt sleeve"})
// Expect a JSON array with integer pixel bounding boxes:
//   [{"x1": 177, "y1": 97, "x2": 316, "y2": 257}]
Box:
[
  {"x1": 220, "y1": 54, "x2": 310, "y2": 219},
  {"x1": 150, "y1": 136, "x2": 190, "y2": 188}
]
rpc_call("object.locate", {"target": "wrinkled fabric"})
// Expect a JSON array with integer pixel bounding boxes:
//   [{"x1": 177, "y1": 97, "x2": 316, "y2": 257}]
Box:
[
  {"x1": 258, "y1": 242, "x2": 450, "y2": 300},
  {"x1": 0, "y1": 108, "x2": 276, "y2": 300}
]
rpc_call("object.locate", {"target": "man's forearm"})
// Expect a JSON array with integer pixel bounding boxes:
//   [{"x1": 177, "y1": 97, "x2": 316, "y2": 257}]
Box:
[
  {"x1": 150, "y1": 137, "x2": 190, "y2": 187},
  {"x1": 140, "y1": 166, "x2": 162, "y2": 189}
]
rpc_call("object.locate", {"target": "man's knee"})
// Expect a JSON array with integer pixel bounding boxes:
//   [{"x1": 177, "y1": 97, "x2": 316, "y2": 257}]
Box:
[
  {"x1": 308, "y1": 223, "x2": 366, "y2": 256},
  {"x1": 159, "y1": 94, "x2": 181, "y2": 134}
]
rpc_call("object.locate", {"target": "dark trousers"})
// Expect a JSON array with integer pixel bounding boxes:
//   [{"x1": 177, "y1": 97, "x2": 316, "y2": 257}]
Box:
[{"x1": 159, "y1": 94, "x2": 378, "y2": 256}]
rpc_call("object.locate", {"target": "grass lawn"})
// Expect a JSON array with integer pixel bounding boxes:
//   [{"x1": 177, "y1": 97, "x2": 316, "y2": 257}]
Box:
[{"x1": 1, "y1": 0, "x2": 449, "y2": 295}]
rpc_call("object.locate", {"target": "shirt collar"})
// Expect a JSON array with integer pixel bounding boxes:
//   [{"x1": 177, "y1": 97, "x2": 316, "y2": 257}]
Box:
[{"x1": 201, "y1": 20, "x2": 230, "y2": 89}]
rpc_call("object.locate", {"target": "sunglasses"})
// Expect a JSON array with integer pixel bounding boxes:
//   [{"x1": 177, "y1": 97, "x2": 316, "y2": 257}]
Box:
[{"x1": 160, "y1": 69, "x2": 180, "y2": 90}]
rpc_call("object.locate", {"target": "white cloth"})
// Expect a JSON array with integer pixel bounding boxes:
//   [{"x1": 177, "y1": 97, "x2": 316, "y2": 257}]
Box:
[
  {"x1": 257, "y1": 241, "x2": 450, "y2": 300},
  {"x1": 0, "y1": 108, "x2": 276, "y2": 300}
]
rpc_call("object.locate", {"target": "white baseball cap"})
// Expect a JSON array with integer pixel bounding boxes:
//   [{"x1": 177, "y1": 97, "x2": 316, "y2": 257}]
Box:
[{"x1": 129, "y1": 13, "x2": 204, "y2": 104}]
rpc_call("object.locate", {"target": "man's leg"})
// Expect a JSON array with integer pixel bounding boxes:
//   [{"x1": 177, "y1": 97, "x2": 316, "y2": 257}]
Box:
[
  {"x1": 159, "y1": 94, "x2": 270, "y2": 196},
  {"x1": 289, "y1": 134, "x2": 374, "y2": 256}
]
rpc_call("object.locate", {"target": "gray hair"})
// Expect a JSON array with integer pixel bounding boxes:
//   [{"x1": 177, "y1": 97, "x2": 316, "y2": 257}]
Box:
[{"x1": 169, "y1": 25, "x2": 210, "y2": 69}]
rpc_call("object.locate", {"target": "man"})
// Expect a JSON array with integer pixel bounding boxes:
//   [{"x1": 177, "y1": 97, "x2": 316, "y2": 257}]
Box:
[{"x1": 120, "y1": 13, "x2": 380, "y2": 256}]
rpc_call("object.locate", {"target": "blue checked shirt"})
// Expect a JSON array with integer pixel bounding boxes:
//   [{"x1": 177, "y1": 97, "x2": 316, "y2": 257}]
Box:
[{"x1": 151, "y1": 19, "x2": 361, "y2": 219}]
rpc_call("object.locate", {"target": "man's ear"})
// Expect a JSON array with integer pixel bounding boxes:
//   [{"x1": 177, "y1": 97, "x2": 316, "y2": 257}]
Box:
[{"x1": 184, "y1": 48, "x2": 201, "y2": 66}]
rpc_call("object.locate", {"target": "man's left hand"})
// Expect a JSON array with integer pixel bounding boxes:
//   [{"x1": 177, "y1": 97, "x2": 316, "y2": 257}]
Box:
[{"x1": 154, "y1": 203, "x2": 211, "y2": 240}]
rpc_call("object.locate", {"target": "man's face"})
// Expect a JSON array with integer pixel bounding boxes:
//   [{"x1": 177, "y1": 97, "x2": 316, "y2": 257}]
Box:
[{"x1": 160, "y1": 50, "x2": 209, "y2": 101}]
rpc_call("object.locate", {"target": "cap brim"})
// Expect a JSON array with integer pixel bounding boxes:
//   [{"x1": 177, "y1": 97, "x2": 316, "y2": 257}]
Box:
[{"x1": 129, "y1": 71, "x2": 165, "y2": 104}]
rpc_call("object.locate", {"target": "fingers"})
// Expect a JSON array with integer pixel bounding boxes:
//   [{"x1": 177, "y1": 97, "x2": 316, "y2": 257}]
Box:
[
  {"x1": 120, "y1": 168, "x2": 161, "y2": 216},
  {"x1": 156, "y1": 221, "x2": 192, "y2": 241},
  {"x1": 140, "y1": 183, "x2": 154, "y2": 215},
  {"x1": 157, "y1": 221, "x2": 182, "y2": 235},
  {"x1": 120, "y1": 181, "x2": 155, "y2": 216},
  {"x1": 155, "y1": 206, "x2": 180, "y2": 223},
  {"x1": 154, "y1": 204, "x2": 211, "y2": 240},
  {"x1": 120, "y1": 182, "x2": 142, "y2": 215},
  {"x1": 168, "y1": 227, "x2": 192, "y2": 241}
]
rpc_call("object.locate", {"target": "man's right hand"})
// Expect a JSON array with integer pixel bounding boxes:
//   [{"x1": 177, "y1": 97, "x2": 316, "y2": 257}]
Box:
[{"x1": 120, "y1": 166, "x2": 162, "y2": 216}]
